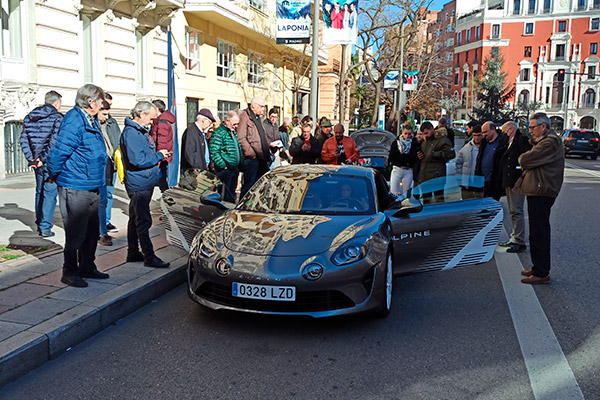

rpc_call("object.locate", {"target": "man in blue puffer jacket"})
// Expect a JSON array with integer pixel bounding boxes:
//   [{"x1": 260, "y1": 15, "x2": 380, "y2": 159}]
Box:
[
  {"x1": 19, "y1": 90, "x2": 63, "y2": 237},
  {"x1": 120, "y1": 101, "x2": 170, "y2": 268},
  {"x1": 47, "y1": 84, "x2": 109, "y2": 288}
]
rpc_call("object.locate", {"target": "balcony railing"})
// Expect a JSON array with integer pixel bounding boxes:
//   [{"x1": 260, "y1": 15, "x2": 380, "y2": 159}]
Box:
[{"x1": 581, "y1": 103, "x2": 597, "y2": 108}]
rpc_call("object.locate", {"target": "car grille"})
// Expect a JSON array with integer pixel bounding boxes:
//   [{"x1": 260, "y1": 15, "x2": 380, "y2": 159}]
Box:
[{"x1": 195, "y1": 282, "x2": 355, "y2": 312}]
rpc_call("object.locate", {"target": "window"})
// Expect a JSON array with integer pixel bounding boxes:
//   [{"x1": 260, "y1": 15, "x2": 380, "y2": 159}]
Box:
[
  {"x1": 513, "y1": 0, "x2": 521, "y2": 13},
  {"x1": 577, "y1": 0, "x2": 586, "y2": 10},
  {"x1": 0, "y1": 0, "x2": 22, "y2": 57},
  {"x1": 592, "y1": 18, "x2": 600, "y2": 31},
  {"x1": 82, "y1": 14, "x2": 93, "y2": 82},
  {"x1": 462, "y1": 71, "x2": 468, "y2": 87},
  {"x1": 591, "y1": 43, "x2": 598, "y2": 54},
  {"x1": 583, "y1": 89, "x2": 596, "y2": 107},
  {"x1": 475, "y1": 48, "x2": 479, "y2": 60},
  {"x1": 458, "y1": 32, "x2": 462, "y2": 45},
  {"x1": 491, "y1": 47, "x2": 499, "y2": 57},
  {"x1": 525, "y1": 22, "x2": 534, "y2": 35},
  {"x1": 466, "y1": 51, "x2": 469, "y2": 61},
  {"x1": 273, "y1": 60, "x2": 280, "y2": 90},
  {"x1": 524, "y1": 46, "x2": 532, "y2": 57},
  {"x1": 521, "y1": 68, "x2": 531, "y2": 81},
  {"x1": 456, "y1": 53, "x2": 460, "y2": 64},
  {"x1": 556, "y1": 44, "x2": 565, "y2": 60},
  {"x1": 491, "y1": 24, "x2": 500, "y2": 39},
  {"x1": 466, "y1": 30, "x2": 471, "y2": 43},
  {"x1": 451, "y1": 10, "x2": 455, "y2": 18},
  {"x1": 248, "y1": 51, "x2": 265, "y2": 86},
  {"x1": 454, "y1": 73, "x2": 459, "y2": 85},
  {"x1": 558, "y1": 20, "x2": 566, "y2": 32},
  {"x1": 217, "y1": 100, "x2": 240, "y2": 122},
  {"x1": 544, "y1": 0, "x2": 551, "y2": 12},
  {"x1": 185, "y1": 28, "x2": 202, "y2": 73},
  {"x1": 528, "y1": 0, "x2": 537, "y2": 13},
  {"x1": 594, "y1": 0, "x2": 600, "y2": 8},
  {"x1": 588, "y1": 65, "x2": 597, "y2": 79},
  {"x1": 135, "y1": 30, "x2": 145, "y2": 89},
  {"x1": 217, "y1": 40, "x2": 237, "y2": 80},
  {"x1": 445, "y1": 12, "x2": 448, "y2": 20},
  {"x1": 249, "y1": 0, "x2": 266, "y2": 12},
  {"x1": 476, "y1": 26, "x2": 480, "y2": 40},
  {"x1": 518, "y1": 90, "x2": 530, "y2": 104},
  {"x1": 186, "y1": 97, "x2": 199, "y2": 127}
]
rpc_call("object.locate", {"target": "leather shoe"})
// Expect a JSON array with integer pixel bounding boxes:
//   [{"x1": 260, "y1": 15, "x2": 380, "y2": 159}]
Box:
[
  {"x1": 498, "y1": 240, "x2": 515, "y2": 247},
  {"x1": 521, "y1": 275, "x2": 550, "y2": 284},
  {"x1": 144, "y1": 256, "x2": 170, "y2": 268},
  {"x1": 61, "y1": 275, "x2": 88, "y2": 287},
  {"x1": 126, "y1": 252, "x2": 145, "y2": 262},
  {"x1": 81, "y1": 269, "x2": 110, "y2": 279},
  {"x1": 507, "y1": 243, "x2": 527, "y2": 253},
  {"x1": 521, "y1": 269, "x2": 534, "y2": 276}
]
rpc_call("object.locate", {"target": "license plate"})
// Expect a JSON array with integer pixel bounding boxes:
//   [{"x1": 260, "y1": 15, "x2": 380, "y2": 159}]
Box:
[
  {"x1": 577, "y1": 140, "x2": 587, "y2": 143},
  {"x1": 232, "y1": 282, "x2": 296, "y2": 301}
]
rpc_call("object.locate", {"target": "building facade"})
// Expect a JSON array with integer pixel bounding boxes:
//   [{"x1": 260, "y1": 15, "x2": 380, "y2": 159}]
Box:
[{"x1": 453, "y1": 0, "x2": 600, "y2": 130}]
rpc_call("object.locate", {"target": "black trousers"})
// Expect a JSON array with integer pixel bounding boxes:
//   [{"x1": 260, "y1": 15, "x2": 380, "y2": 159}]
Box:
[
  {"x1": 58, "y1": 187, "x2": 100, "y2": 276},
  {"x1": 157, "y1": 161, "x2": 169, "y2": 192},
  {"x1": 527, "y1": 195, "x2": 555, "y2": 277},
  {"x1": 215, "y1": 165, "x2": 239, "y2": 203},
  {"x1": 127, "y1": 188, "x2": 155, "y2": 261}
]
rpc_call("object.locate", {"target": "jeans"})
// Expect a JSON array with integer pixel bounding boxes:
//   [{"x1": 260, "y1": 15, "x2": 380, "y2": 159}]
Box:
[
  {"x1": 34, "y1": 165, "x2": 58, "y2": 233},
  {"x1": 241, "y1": 158, "x2": 259, "y2": 199},
  {"x1": 505, "y1": 187, "x2": 526, "y2": 245},
  {"x1": 527, "y1": 195, "x2": 555, "y2": 277},
  {"x1": 58, "y1": 187, "x2": 100, "y2": 276},
  {"x1": 127, "y1": 188, "x2": 155, "y2": 261},
  {"x1": 390, "y1": 166, "x2": 413, "y2": 195},
  {"x1": 106, "y1": 172, "x2": 116, "y2": 223},
  {"x1": 98, "y1": 184, "x2": 114, "y2": 236},
  {"x1": 215, "y1": 165, "x2": 239, "y2": 203}
]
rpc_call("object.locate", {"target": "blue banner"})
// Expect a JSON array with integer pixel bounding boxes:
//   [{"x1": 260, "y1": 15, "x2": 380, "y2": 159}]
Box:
[{"x1": 167, "y1": 26, "x2": 179, "y2": 187}]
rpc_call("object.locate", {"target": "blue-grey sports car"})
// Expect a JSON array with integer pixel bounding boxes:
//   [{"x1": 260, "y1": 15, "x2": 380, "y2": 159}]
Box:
[{"x1": 161, "y1": 164, "x2": 502, "y2": 318}]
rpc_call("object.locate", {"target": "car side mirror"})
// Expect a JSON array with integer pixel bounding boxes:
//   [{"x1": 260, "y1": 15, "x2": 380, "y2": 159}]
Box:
[
  {"x1": 391, "y1": 197, "x2": 423, "y2": 217},
  {"x1": 200, "y1": 192, "x2": 229, "y2": 211}
]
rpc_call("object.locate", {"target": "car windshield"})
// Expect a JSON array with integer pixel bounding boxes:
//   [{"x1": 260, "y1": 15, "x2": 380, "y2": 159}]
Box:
[
  {"x1": 237, "y1": 172, "x2": 375, "y2": 215},
  {"x1": 569, "y1": 131, "x2": 593, "y2": 139}
]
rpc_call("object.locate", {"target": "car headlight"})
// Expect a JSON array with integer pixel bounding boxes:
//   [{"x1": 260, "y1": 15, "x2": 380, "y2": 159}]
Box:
[{"x1": 331, "y1": 237, "x2": 370, "y2": 266}]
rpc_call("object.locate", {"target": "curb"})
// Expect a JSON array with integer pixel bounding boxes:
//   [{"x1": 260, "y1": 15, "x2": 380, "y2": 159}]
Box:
[{"x1": 0, "y1": 256, "x2": 187, "y2": 388}]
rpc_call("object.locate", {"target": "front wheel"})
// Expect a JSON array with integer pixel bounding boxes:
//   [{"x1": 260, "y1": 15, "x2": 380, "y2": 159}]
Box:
[
  {"x1": 374, "y1": 252, "x2": 393, "y2": 318},
  {"x1": 591, "y1": 154, "x2": 598, "y2": 160}
]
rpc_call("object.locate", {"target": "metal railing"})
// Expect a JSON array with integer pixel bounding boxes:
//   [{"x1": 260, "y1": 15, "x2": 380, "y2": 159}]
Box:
[{"x1": 4, "y1": 121, "x2": 28, "y2": 175}]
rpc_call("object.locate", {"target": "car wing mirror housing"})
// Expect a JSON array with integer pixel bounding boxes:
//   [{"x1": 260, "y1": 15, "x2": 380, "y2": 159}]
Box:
[
  {"x1": 200, "y1": 192, "x2": 229, "y2": 211},
  {"x1": 391, "y1": 197, "x2": 423, "y2": 217}
]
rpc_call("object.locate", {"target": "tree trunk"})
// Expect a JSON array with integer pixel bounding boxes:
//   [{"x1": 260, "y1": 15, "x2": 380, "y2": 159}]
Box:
[{"x1": 370, "y1": 83, "x2": 382, "y2": 127}]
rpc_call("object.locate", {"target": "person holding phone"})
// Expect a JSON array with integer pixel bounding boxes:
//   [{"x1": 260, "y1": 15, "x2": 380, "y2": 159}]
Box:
[
  {"x1": 150, "y1": 99, "x2": 176, "y2": 192},
  {"x1": 289, "y1": 124, "x2": 321, "y2": 164},
  {"x1": 321, "y1": 124, "x2": 360, "y2": 165}
]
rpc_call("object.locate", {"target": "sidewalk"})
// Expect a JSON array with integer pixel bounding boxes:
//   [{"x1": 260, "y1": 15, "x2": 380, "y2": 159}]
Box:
[{"x1": 0, "y1": 174, "x2": 188, "y2": 387}]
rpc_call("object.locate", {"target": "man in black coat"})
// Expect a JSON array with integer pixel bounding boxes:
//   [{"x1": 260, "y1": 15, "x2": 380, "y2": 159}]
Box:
[
  {"x1": 289, "y1": 124, "x2": 321, "y2": 164},
  {"x1": 19, "y1": 90, "x2": 63, "y2": 237},
  {"x1": 496, "y1": 121, "x2": 532, "y2": 253},
  {"x1": 181, "y1": 108, "x2": 215, "y2": 173},
  {"x1": 475, "y1": 121, "x2": 508, "y2": 200}
]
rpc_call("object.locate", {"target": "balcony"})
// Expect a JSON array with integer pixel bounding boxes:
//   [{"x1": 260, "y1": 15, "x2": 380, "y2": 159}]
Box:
[
  {"x1": 581, "y1": 103, "x2": 597, "y2": 108},
  {"x1": 185, "y1": 0, "x2": 251, "y2": 28}
]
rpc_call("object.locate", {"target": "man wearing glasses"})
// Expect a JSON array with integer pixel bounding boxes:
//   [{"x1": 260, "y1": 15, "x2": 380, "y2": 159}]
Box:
[
  {"x1": 496, "y1": 121, "x2": 532, "y2": 253},
  {"x1": 210, "y1": 110, "x2": 244, "y2": 203},
  {"x1": 514, "y1": 112, "x2": 564, "y2": 284}
]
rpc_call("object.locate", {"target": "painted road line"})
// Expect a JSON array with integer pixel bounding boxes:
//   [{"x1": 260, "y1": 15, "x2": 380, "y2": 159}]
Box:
[
  {"x1": 565, "y1": 162, "x2": 600, "y2": 179},
  {"x1": 495, "y1": 248, "x2": 584, "y2": 400}
]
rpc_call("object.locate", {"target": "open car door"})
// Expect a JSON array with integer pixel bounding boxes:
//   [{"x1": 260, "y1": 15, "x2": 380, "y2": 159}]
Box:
[
  {"x1": 350, "y1": 128, "x2": 396, "y2": 173},
  {"x1": 161, "y1": 188, "x2": 231, "y2": 251},
  {"x1": 384, "y1": 175, "x2": 503, "y2": 275}
]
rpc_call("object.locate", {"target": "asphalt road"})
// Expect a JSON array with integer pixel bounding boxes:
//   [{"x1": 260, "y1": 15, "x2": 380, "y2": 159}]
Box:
[{"x1": 2, "y1": 155, "x2": 599, "y2": 400}]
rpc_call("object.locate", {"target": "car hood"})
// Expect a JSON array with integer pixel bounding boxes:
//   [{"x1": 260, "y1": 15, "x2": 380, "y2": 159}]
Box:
[{"x1": 220, "y1": 211, "x2": 378, "y2": 256}]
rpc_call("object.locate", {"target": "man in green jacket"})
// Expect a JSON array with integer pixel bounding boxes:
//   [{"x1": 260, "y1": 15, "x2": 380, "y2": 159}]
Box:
[
  {"x1": 210, "y1": 110, "x2": 244, "y2": 202},
  {"x1": 514, "y1": 112, "x2": 564, "y2": 284}
]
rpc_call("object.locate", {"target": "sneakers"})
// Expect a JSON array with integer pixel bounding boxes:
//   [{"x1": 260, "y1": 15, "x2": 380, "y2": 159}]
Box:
[
  {"x1": 98, "y1": 234, "x2": 113, "y2": 246},
  {"x1": 506, "y1": 243, "x2": 527, "y2": 253},
  {"x1": 107, "y1": 223, "x2": 118, "y2": 233},
  {"x1": 40, "y1": 231, "x2": 55, "y2": 238}
]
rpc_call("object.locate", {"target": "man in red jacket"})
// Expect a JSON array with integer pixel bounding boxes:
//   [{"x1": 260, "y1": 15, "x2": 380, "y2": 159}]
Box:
[
  {"x1": 321, "y1": 124, "x2": 360, "y2": 165},
  {"x1": 150, "y1": 99, "x2": 176, "y2": 191}
]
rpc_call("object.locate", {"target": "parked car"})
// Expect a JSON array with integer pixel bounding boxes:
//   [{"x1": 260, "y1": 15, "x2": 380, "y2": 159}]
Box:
[
  {"x1": 161, "y1": 165, "x2": 502, "y2": 318},
  {"x1": 562, "y1": 129, "x2": 600, "y2": 160}
]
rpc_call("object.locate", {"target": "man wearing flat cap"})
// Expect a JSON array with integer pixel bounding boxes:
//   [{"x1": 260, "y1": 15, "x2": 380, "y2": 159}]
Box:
[{"x1": 181, "y1": 108, "x2": 215, "y2": 175}]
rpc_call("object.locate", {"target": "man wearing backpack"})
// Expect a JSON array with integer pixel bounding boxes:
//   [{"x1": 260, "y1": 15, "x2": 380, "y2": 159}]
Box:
[{"x1": 150, "y1": 99, "x2": 176, "y2": 192}]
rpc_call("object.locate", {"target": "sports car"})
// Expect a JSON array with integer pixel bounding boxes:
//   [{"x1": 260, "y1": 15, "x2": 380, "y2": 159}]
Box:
[{"x1": 161, "y1": 164, "x2": 503, "y2": 318}]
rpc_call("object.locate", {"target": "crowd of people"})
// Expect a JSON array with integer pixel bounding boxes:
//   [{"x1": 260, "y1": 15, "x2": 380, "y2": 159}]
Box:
[{"x1": 19, "y1": 86, "x2": 563, "y2": 288}]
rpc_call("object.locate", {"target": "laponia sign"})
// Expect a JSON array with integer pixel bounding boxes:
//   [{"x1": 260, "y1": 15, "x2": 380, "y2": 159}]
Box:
[{"x1": 276, "y1": 0, "x2": 311, "y2": 44}]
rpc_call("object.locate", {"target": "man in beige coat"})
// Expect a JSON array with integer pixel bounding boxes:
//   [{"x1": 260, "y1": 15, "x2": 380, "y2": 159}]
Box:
[{"x1": 514, "y1": 112, "x2": 564, "y2": 284}]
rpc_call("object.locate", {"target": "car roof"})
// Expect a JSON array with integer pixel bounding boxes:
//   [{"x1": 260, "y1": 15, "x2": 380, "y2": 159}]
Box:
[{"x1": 270, "y1": 164, "x2": 374, "y2": 179}]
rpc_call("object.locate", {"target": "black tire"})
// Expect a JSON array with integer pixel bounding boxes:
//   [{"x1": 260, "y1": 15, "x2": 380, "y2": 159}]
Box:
[
  {"x1": 374, "y1": 251, "x2": 393, "y2": 318},
  {"x1": 591, "y1": 154, "x2": 598, "y2": 160}
]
